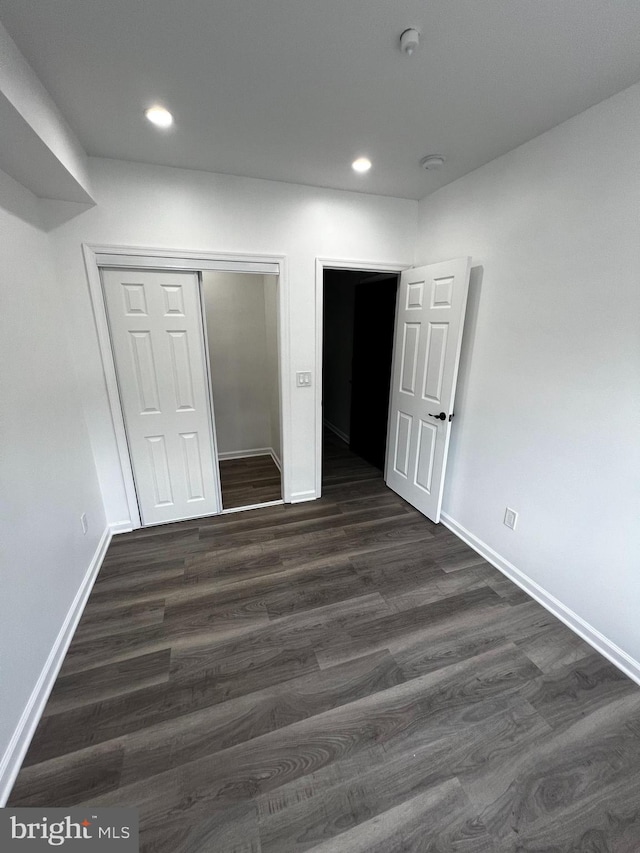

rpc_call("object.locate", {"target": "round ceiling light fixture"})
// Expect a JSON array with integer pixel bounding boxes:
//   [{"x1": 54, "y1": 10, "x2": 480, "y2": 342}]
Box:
[
  {"x1": 145, "y1": 105, "x2": 173, "y2": 128},
  {"x1": 352, "y1": 157, "x2": 372, "y2": 173},
  {"x1": 399, "y1": 28, "x2": 420, "y2": 56},
  {"x1": 420, "y1": 154, "x2": 446, "y2": 171}
]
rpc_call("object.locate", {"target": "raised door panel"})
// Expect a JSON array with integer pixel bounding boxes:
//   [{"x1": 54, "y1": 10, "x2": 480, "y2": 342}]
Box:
[
  {"x1": 431, "y1": 276, "x2": 454, "y2": 308},
  {"x1": 167, "y1": 330, "x2": 196, "y2": 412},
  {"x1": 122, "y1": 283, "x2": 148, "y2": 316},
  {"x1": 406, "y1": 282, "x2": 424, "y2": 310},
  {"x1": 128, "y1": 331, "x2": 162, "y2": 414},
  {"x1": 180, "y1": 432, "x2": 206, "y2": 502},
  {"x1": 162, "y1": 284, "x2": 186, "y2": 316},
  {"x1": 400, "y1": 323, "x2": 420, "y2": 396},
  {"x1": 415, "y1": 420, "x2": 437, "y2": 494},
  {"x1": 422, "y1": 323, "x2": 448, "y2": 404},
  {"x1": 146, "y1": 435, "x2": 174, "y2": 507},
  {"x1": 393, "y1": 412, "x2": 412, "y2": 478}
]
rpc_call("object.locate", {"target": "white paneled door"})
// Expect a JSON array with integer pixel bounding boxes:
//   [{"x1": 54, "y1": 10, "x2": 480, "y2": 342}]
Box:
[
  {"x1": 102, "y1": 269, "x2": 221, "y2": 525},
  {"x1": 385, "y1": 258, "x2": 471, "y2": 523}
]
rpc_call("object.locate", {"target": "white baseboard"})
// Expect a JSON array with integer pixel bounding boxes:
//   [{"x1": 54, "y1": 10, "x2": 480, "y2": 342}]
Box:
[
  {"x1": 290, "y1": 489, "x2": 318, "y2": 504},
  {"x1": 218, "y1": 447, "x2": 273, "y2": 461},
  {"x1": 219, "y1": 446, "x2": 282, "y2": 473},
  {"x1": 440, "y1": 512, "x2": 640, "y2": 687},
  {"x1": 109, "y1": 520, "x2": 134, "y2": 535},
  {"x1": 323, "y1": 420, "x2": 350, "y2": 445},
  {"x1": 0, "y1": 525, "x2": 112, "y2": 806},
  {"x1": 270, "y1": 449, "x2": 282, "y2": 472}
]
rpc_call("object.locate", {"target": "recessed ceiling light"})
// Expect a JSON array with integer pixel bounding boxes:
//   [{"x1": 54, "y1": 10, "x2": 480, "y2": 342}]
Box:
[
  {"x1": 352, "y1": 157, "x2": 372, "y2": 173},
  {"x1": 145, "y1": 105, "x2": 173, "y2": 128}
]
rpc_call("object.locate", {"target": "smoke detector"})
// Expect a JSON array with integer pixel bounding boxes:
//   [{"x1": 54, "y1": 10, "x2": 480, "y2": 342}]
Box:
[
  {"x1": 420, "y1": 155, "x2": 446, "y2": 171},
  {"x1": 399, "y1": 28, "x2": 420, "y2": 56}
]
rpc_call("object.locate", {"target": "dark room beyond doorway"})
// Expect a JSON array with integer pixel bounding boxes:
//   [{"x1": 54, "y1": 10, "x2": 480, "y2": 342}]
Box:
[{"x1": 322, "y1": 269, "x2": 398, "y2": 472}]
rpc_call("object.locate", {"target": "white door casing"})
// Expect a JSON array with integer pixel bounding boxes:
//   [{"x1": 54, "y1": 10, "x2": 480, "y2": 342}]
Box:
[
  {"x1": 102, "y1": 269, "x2": 221, "y2": 525},
  {"x1": 385, "y1": 258, "x2": 471, "y2": 523}
]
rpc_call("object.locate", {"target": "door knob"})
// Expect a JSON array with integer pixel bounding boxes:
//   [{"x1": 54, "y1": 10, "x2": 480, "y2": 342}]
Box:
[{"x1": 428, "y1": 411, "x2": 447, "y2": 420}]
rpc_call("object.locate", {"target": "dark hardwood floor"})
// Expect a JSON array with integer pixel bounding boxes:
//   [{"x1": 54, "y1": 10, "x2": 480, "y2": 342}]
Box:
[
  {"x1": 9, "y1": 433, "x2": 640, "y2": 851},
  {"x1": 219, "y1": 454, "x2": 282, "y2": 510}
]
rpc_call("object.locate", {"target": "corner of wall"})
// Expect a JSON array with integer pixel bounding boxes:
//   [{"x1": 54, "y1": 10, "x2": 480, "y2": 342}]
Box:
[
  {"x1": 441, "y1": 512, "x2": 640, "y2": 688},
  {"x1": 0, "y1": 525, "x2": 112, "y2": 806}
]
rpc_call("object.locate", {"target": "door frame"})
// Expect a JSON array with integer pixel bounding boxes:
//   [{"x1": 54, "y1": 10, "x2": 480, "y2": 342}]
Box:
[
  {"x1": 314, "y1": 257, "x2": 409, "y2": 498},
  {"x1": 83, "y1": 243, "x2": 291, "y2": 530}
]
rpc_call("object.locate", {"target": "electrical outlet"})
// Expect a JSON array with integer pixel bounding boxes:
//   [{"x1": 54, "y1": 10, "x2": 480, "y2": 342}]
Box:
[
  {"x1": 81, "y1": 513, "x2": 88, "y2": 535},
  {"x1": 504, "y1": 507, "x2": 518, "y2": 530}
]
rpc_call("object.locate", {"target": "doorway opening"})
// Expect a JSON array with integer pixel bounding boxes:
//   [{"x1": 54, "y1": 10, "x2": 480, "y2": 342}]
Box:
[
  {"x1": 321, "y1": 268, "x2": 399, "y2": 487},
  {"x1": 317, "y1": 256, "x2": 472, "y2": 524},
  {"x1": 201, "y1": 271, "x2": 282, "y2": 511}
]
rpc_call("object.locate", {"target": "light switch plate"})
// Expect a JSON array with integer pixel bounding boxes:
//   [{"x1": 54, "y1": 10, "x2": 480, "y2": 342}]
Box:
[
  {"x1": 296, "y1": 371, "x2": 312, "y2": 387},
  {"x1": 504, "y1": 507, "x2": 518, "y2": 530}
]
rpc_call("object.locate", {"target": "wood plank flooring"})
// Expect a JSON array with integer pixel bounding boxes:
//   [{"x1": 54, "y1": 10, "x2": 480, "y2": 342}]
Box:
[
  {"x1": 9, "y1": 433, "x2": 640, "y2": 852},
  {"x1": 219, "y1": 454, "x2": 282, "y2": 510}
]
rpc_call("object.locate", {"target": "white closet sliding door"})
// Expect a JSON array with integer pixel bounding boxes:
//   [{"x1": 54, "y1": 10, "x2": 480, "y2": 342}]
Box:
[{"x1": 102, "y1": 268, "x2": 221, "y2": 525}]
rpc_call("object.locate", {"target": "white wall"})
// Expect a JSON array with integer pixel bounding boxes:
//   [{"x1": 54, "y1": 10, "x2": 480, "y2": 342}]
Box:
[
  {"x1": 46, "y1": 157, "x2": 416, "y2": 518},
  {"x1": 202, "y1": 271, "x2": 272, "y2": 455},
  {"x1": 415, "y1": 82, "x2": 640, "y2": 663},
  {"x1": 0, "y1": 168, "x2": 106, "y2": 800},
  {"x1": 263, "y1": 275, "x2": 281, "y2": 462}
]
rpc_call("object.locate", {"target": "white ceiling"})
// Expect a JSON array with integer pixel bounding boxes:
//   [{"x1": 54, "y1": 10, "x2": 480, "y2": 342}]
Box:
[{"x1": 1, "y1": 0, "x2": 640, "y2": 200}]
